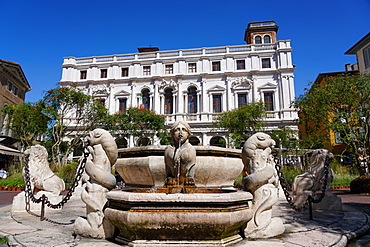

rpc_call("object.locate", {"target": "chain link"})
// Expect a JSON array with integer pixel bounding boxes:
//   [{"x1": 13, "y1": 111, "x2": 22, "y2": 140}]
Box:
[
  {"x1": 273, "y1": 149, "x2": 331, "y2": 212},
  {"x1": 24, "y1": 146, "x2": 89, "y2": 210}
]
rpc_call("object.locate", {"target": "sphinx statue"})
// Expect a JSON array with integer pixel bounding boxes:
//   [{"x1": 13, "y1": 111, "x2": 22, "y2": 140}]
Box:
[
  {"x1": 74, "y1": 128, "x2": 117, "y2": 238},
  {"x1": 242, "y1": 132, "x2": 285, "y2": 238},
  {"x1": 164, "y1": 119, "x2": 196, "y2": 187},
  {"x1": 292, "y1": 148, "x2": 342, "y2": 210}
]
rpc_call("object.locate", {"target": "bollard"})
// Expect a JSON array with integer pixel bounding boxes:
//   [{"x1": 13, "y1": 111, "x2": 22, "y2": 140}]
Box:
[
  {"x1": 40, "y1": 194, "x2": 46, "y2": 221},
  {"x1": 308, "y1": 196, "x2": 313, "y2": 220}
]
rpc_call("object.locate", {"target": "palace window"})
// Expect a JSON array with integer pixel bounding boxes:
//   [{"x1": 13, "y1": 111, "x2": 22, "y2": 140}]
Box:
[
  {"x1": 264, "y1": 92, "x2": 274, "y2": 111},
  {"x1": 7, "y1": 81, "x2": 12, "y2": 92},
  {"x1": 122, "y1": 68, "x2": 129, "y2": 77},
  {"x1": 143, "y1": 66, "x2": 151, "y2": 75},
  {"x1": 142, "y1": 89, "x2": 150, "y2": 110},
  {"x1": 264, "y1": 35, "x2": 271, "y2": 43},
  {"x1": 188, "y1": 87, "x2": 197, "y2": 114},
  {"x1": 118, "y1": 98, "x2": 127, "y2": 113},
  {"x1": 212, "y1": 61, "x2": 221, "y2": 71},
  {"x1": 188, "y1": 63, "x2": 197, "y2": 73},
  {"x1": 164, "y1": 88, "x2": 173, "y2": 114},
  {"x1": 100, "y1": 69, "x2": 107, "y2": 78},
  {"x1": 236, "y1": 60, "x2": 245, "y2": 70},
  {"x1": 213, "y1": 94, "x2": 222, "y2": 113},
  {"x1": 165, "y1": 64, "x2": 173, "y2": 74},
  {"x1": 238, "y1": 93, "x2": 247, "y2": 107},
  {"x1": 262, "y1": 58, "x2": 271, "y2": 68},
  {"x1": 80, "y1": 70, "x2": 87, "y2": 79},
  {"x1": 13, "y1": 86, "x2": 18, "y2": 96},
  {"x1": 364, "y1": 45, "x2": 370, "y2": 68},
  {"x1": 255, "y1": 36, "x2": 262, "y2": 44}
]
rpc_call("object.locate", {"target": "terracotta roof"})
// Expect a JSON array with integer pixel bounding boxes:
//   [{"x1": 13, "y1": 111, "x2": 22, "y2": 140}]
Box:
[{"x1": 0, "y1": 59, "x2": 20, "y2": 66}]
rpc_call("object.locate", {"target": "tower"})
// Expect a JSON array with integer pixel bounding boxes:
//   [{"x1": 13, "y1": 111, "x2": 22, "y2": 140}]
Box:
[{"x1": 244, "y1": 21, "x2": 279, "y2": 44}]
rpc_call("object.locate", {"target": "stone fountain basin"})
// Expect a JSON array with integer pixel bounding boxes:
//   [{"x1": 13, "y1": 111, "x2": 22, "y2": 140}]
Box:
[
  {"x1": 115, "y1": 145, "x2": 243, "y2": 188},
  {"x1": 105, "y1": 189, "x2": 253, "y2": 244}
]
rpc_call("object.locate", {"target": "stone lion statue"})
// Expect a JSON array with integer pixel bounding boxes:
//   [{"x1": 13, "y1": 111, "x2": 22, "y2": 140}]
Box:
[
  {"x1": 165, "y1": 119, "x2": 196, "y2": 185},
  {"x1": 74, "y1": 128, "x2": 117, "y2": 239},
  {"x1": 242, "y1": 133, "x2": 284, "y2": 238},
  {"x1": 23, "y1": 145, "x2": 65, "y2": 195},
  {"x1": 292, "y1": 148, "x2": 337, "y2": 209}
]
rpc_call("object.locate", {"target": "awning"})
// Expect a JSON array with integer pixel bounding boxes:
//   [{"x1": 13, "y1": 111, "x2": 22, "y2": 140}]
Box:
[{"x1": 0, "y1": 144, "x2": 23, "y2": 157}]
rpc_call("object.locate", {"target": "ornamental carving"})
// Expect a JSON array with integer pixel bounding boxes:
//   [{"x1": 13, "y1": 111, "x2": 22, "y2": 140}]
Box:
[
  {"x1": 91, "y1": 84, "x2": 111, "y2": 96},
  {"x1": 228, "y1": 77, "x2": 254, "y2": 89},
  {"x1": 158, "y1": 79, "x2": 178, "y2": 90}
]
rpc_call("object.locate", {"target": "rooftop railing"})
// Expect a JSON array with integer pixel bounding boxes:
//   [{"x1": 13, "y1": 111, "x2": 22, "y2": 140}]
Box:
[{"x1": 66, "y1": 41, "x2": 291, "y2": 66}]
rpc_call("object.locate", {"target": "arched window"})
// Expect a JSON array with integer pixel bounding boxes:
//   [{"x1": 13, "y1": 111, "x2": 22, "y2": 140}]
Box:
[
  {"x1": 116, "y1": 137, "x2": 128, "y2": 148},
  {"x1": 137, "y1": 137, "x2": 151, "y2": 146},
  {"x1": 189, "y1": 136, "x2": 200, "y2": 146},
  {"x1": 164, "y1": 88, "x2": 173, "y2": 114},
  {"x1": 188, "y1": 87, "x2": 197, "y2": 114},
  {"x1": 210, "y1": 136, "x2": 226, "y2": 148},
  {"x1": 142, "y1": 89, "x2": 150, "y2": 110},
  {"x1": 255, "y1": 36, "x2": 262, "y2": 44},
  {"x1": 264, "y1": 35, "x2": 271, "y2": 43}
]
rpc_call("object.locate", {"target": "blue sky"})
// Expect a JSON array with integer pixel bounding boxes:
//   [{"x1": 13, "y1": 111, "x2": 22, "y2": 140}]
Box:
[{"x1": 1, "y1": 0, "x2": 369, "y2": 103}]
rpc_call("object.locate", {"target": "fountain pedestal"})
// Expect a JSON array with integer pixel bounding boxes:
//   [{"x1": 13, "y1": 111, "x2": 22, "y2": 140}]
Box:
[{"x1": 105, "y1": 189, "x2": 253, "y2": 247}]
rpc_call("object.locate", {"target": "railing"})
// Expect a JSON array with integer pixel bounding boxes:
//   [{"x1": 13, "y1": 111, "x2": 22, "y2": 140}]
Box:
[{"x1": 70, "y1": 43, "x2": 285, "y2": 65}]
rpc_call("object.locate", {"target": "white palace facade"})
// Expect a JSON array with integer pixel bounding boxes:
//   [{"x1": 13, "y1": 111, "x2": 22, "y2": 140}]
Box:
[{"x1": 59, "y1": 21, "x2": 298, "y2": 148}]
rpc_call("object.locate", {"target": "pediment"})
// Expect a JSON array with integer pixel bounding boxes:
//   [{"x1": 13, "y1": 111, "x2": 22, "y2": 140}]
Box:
[
  {"x1": 207, "y1": 85, "x2": 225, "y2": 92},
  {"x1": 114, "y1": 89, "x2": 130, "y2": 97},
  {"x1": 258, "y1": 82, "x2": 277, "y2": 90}
]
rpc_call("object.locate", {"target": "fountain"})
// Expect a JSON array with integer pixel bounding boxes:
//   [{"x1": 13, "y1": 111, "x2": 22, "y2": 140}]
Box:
[{"x1": 103, "y1": 120, "x2": 283, "y2": 246}]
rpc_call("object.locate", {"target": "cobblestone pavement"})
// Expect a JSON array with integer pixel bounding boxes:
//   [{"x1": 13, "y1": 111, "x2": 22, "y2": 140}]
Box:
[{"x1": 0, "y1": 189, "x2": 369, "y2": 247}]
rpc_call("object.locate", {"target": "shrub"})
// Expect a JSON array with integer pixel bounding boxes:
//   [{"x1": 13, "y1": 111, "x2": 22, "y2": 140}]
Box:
[
  {"x1": 0, "y1": 173, "x2": 25, "y2": 188},
  {"x1": 54, "y1": 161, "x2": 79, "y2": 185},
  {"x1": 350, "y1": 175, "x2": 370, "y2": 194}
]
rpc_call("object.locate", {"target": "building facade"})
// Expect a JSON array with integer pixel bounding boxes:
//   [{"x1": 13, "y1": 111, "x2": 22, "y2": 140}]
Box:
[
  {"x1": 59, "y1": 21, "x2": 298, "y2": 147},
  {"x1": 0, "y1": 59, "x2": 31, "y2": 168},
  {"x1": 345, "y1": 32, "x2": 370, "y2": 75}
]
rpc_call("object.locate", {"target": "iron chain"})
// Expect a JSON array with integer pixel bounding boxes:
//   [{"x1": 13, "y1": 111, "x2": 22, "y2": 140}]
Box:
[
  {"x1": 273, "y1": 149, "x2": 331, "y2": 212},
  {"x1": 24, "y1": 146, "x2": 89, "y2": 210}
]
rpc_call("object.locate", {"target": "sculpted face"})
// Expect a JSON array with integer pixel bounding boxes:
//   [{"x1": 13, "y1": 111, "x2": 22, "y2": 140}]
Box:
[{"x1": 172, "y1": 123, "x2": 189, "y2": 144}]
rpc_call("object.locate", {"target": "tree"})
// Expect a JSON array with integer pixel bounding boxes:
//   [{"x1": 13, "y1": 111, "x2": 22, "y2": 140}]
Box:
[
  {"x1": 39, "y1": 85, "x2": 108, "y2": 166},
  {"x1": 103, "y1": 107, "x2": 168, "y2": 145},
  {"x1": 293, "y1": 74, "x2": 370, "y2": 175},
  {"x1": 212, "y1": 101, "x2": 267, "y2": 148},
  {"x1": 1, "y1": 102, "x2": 49, "y2": 150}
]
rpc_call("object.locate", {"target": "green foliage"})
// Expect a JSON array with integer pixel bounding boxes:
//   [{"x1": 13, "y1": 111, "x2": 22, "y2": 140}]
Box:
[
  {"x1": 281, "y1": 158, "x2": 359, "y2": 187},
  {"x1": 0, "y1": 173, "x2": 25, "y2": 188},
  {"x1": 38, "y1": 85, "x2": 109, "y2": 166},
  {"x1": 102, "y1": 107, "x2": 168, "y2": 143},
  {"x1": 212, "y1": 101, "x2": 267, "y2": 148},
  {"x1": 0, "y1": 236, "x2": 7, "y2": 244},
  {"x1": 269, "y1": 126, "x2": 300, "y2": 151},
  {"x1": 294, "y1": 74, "x2": 370, "y2": 175},
  {"x1": 1, "y1": 102, "x2": 49, "y2": 149},
  {"x1": 54, "y1": 161, "x2": 79, "y2": 185}
]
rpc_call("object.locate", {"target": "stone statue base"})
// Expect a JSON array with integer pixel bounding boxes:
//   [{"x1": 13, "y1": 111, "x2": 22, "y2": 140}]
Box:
[
  {"x1": 11, "y1": 191, "x2": 63, "y2": 212},
  {"x1": 245, "y1": 217, "x2": 285, "y2": 239},
  {"x1": 313, "y1": 192, "x2": 342, "y2": 211}
]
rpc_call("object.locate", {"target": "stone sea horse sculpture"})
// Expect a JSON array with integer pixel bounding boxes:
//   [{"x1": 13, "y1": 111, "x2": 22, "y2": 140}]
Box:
[
  {"x1": 242, "y1": 132, "x2": 285, "y2": 238},
  {"x1": 74, "y1": 128, "x2": 117, "y2": 239},
  {"x1": 292, "y1": 148, "x2": 342, "y2": 210},
  {"x1": 23, "y1": 144, "x2": 65, "y2": 195}
]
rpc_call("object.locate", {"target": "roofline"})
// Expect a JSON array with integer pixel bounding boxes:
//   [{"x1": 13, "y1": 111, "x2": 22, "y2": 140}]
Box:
[
  {"x1": 345, "y1": 32, "x2": 370, "y2": 54},
  {"x1": 313, "y1": 70, "x2": 359, "y2": 84},
  {"x1": 0, "y1": 59, "x2": 31, "y2": 91}
]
